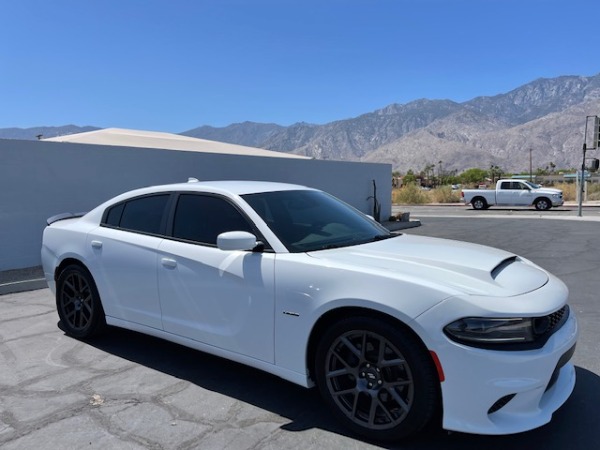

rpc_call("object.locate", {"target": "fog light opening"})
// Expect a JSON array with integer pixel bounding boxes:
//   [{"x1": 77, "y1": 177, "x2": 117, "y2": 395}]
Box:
[{"x1": 488, "y1": 393, "x2": 516, "y2": 415}]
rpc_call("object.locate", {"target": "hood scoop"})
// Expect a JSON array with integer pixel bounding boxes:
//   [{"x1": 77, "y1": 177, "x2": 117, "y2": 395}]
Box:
[
  {"x1": 491, "y1": 256, "x2": 518, "y2": 279},
  {"x1": 490, "y1": 256, "x2": 548, "y2": 294}
]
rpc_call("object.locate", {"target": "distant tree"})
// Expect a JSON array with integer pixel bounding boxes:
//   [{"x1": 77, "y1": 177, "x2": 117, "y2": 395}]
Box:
[
  {"x1": 459, "y1": 168, "x2": 488, "y2": 185},
  {"x1": 489, "y1": 165, "x2": 503, "y2": 183},
  {"x1": 403, "y1": 169, "x2": 417, "y2": 184},
  {"x1": 421, "y1": 164, "x2": 435, "y2": 186}
]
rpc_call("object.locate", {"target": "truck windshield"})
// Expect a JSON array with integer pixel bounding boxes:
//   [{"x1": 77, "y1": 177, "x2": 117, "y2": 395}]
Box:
[{"x1": 524, "y1": 181, "x2": 541, "y2": 189}]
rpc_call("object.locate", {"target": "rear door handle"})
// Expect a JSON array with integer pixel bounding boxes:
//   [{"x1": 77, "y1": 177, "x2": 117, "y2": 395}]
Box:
[
  {"x1": 91, "y1": 240, "x2": 103, "y2": 249},
  {"x1": 161, "y1": 258, "x2": 177, "y2": 269}
]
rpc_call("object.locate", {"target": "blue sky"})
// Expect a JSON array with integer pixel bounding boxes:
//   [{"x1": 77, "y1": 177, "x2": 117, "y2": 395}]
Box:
[{"x1": 1, "y1": 0, "x2": 598, "y2": 132}]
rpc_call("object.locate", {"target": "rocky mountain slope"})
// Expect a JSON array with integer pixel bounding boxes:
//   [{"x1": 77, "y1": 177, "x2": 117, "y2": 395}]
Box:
[
  {"x1": 183, "y1": 74, "x2": 600, "y2": 173},
  {"x1": 3, "y1": 74, "x2": 600, "y2": 173}
]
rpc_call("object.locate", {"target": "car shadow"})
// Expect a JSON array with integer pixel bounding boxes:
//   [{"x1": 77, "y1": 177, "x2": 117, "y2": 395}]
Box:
[
  {"x1": 464, "y1": 207, "x2": 574, "y2": 213},
  {"x1": 82, "y1": 326, "x2": 600, "y2": 449}
]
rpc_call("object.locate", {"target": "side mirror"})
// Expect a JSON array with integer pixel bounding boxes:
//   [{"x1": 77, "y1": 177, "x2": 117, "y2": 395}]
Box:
[{"x1": 217, "y1": 231, "x2": 258, "y2": 251}]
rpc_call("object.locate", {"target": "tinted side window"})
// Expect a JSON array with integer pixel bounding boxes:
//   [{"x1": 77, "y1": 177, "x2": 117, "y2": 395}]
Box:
[
  {"x1": 118, "y1": 195, "x2": 169, "y2": 235},
  {"x1": 173, "y1": 194, "x2": 253, "y2": 245},
  {"x1": 105, "y1": 203, "x2": 125, "y2": 227}
]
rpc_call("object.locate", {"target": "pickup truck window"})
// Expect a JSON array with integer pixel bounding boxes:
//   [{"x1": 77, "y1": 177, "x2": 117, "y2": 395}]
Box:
[{"x1": 500, "y1": 182, "x2": 527, "y2": 190}]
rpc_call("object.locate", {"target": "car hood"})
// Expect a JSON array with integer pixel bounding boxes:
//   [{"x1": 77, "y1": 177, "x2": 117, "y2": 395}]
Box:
[
  {"x1": 535, "y1": 187, "x2": 562, "y2": 195},
  {"x1": 307, "y1": 234, "x2": 549, "y2": 297}
]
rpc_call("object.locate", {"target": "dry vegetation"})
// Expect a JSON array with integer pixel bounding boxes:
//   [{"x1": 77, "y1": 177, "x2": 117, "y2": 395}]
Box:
[{"x1": 552, "y1": 183, "x2": 600, "y2": 201}]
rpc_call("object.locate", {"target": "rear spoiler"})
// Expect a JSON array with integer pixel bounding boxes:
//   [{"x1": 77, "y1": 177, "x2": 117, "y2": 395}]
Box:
[{"x1": 46, "y1": 212, "x2": 87, "y2": 226}]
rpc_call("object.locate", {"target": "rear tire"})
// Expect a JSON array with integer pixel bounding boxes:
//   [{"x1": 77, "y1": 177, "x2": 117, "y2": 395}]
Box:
[
  {"x1": 56, "y1": 265, "x2": 106, "y2": 339},
  {"x1": 472, "y1": 197, "x2": 487, "y2": 210},
  {"x1": 315, "y1": 317, "x2": 439, "y2": 441}
]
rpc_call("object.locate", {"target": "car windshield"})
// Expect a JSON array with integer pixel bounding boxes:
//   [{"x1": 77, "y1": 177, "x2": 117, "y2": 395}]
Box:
[{"x1": 242, "y1": 190, "x2": 392, "y2": 252}]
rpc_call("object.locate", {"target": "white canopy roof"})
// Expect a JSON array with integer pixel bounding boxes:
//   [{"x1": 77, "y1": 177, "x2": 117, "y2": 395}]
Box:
[{"x1": 44, "y1": 127, "x2": 309, "y2": 160}]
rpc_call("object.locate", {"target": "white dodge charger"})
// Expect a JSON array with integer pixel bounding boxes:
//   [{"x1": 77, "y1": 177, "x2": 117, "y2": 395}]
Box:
[{"x1": 41, "y1": 179, "x2": 578, "y2": 441}]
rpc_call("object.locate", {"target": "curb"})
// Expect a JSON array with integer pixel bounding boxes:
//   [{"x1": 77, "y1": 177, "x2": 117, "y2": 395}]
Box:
[
  {"x1": 0, "y1": 279, "x2": 48, "y2": 296},
  {"x1": 0, "y1": 266, "x2": 46, "y2": 296}
]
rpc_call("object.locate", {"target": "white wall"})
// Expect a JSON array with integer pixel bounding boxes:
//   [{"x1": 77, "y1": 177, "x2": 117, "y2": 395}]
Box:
[{"x1": 1, "y1": 139, "x2": 391, "y2": 271}]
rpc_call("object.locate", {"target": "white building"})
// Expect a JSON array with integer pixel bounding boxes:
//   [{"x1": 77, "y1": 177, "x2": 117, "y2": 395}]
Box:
[{"x1": 1, "y1": 128, "x2": 391, "y2": 271}]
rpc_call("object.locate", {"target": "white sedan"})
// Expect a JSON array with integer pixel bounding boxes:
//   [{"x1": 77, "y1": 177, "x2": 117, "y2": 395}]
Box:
[{"x1": 41, "y1": 180, "x2": 578, "y2": 441}]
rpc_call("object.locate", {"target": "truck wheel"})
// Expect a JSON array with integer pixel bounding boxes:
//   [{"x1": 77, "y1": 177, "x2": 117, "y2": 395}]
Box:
[
  {"x1": 534, "y1": 198, "x2": 551, "y2": 211},
  {"x1": 472, "y1": 197, "x2": 487, "y2": 210}
]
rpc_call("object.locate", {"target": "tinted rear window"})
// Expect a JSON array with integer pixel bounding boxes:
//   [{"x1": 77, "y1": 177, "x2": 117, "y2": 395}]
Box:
[{"x1": 105, "y1": 194, "x2": 169, "y2": 235}]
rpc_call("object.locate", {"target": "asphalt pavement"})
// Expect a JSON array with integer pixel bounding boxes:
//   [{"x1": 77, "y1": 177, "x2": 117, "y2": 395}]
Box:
[{"x1": 1, "y1": 207, "x2": 599, "y2": 449}]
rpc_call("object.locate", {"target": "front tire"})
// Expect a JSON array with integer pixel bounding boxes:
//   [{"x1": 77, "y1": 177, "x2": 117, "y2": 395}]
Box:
[
  {"x1": 534, "y1": 197, "x2": 551, "y2": 211},
  {"x1": 315, "y1": 317, "x2": 439, "y2": 441},
  {"x1": 56, "y1": 265, "x2": 106, "y2": 339}
]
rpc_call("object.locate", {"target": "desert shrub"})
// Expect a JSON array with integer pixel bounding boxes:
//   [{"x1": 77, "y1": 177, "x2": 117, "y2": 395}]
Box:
[
  {"x1": 393, "y1": 184, "x2": 428, "y2": 204},
  {"x1": 430, "y1": 186, "x2": 461, "y2": 203},
  {"x1": 588, "y1": 183, "x2": 600, "y2": 200},
  {"x1": 554, "y1": 183, "x2": 576, "y2": 201},
  {"x1": 551, "y1": 182, "x2": 600, "y2": 201}
]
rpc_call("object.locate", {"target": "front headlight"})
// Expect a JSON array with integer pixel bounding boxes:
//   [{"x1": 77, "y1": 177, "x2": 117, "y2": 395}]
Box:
[
  {"x1": 444, "y1": 306, "x2": 570, "y2": 350},
  {"x1": 444, "y1": 318, "x2": 534, "y2": 345}
]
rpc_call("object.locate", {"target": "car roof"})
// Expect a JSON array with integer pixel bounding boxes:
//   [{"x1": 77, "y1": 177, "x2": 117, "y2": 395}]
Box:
[{"x1": 109, "y1": 180, "x2": 315, "y2": 203}]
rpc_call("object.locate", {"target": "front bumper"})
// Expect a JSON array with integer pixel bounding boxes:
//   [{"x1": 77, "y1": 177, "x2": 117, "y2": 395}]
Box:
[{"x1": 415, "y1": 293, "x2": 578, "y2": 434}]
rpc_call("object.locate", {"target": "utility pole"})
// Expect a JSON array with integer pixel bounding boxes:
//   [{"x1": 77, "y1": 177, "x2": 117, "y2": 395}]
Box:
[
  {"x1": 529, "y1": 148, "x2": 533, "y2": 182},
  {"x1": 578, "y1": 116, "x2": 600, "y2": 217}
]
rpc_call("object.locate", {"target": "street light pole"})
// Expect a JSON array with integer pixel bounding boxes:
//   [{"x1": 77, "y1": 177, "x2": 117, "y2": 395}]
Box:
[
  {"x1": 578, "y1": 143, "x2": 586, "y2": 217},
  {"x1": 529, "y1": 148, "x2": 533, "y2": 182}
]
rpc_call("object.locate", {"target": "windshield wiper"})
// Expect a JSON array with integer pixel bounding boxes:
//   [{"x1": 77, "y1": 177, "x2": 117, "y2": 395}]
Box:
[
  {"x1": 371, "y1": 234, "x2": 395, "y2": 242},
  {"x1": 312, "y1": 234, "x2": 395, "y2": 251}
]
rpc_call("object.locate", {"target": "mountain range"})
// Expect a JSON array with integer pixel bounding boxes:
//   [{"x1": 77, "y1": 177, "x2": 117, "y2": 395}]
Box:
[{"x1": 3, "y1": 73, "x2": 600, "y2": 173}]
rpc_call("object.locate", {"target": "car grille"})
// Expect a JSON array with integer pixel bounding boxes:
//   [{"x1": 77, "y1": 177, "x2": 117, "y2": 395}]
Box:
[{"x1": 533, "y1": 305, "x2": 569, "y2": 339}]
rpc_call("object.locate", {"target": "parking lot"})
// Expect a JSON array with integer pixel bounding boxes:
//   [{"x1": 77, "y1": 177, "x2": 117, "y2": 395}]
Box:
[{"x1": 1, "y1": 208, "x2": 599, "y2": 449}]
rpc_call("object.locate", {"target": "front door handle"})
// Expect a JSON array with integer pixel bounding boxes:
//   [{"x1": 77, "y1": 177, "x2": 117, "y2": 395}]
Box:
[
  {"x1": 91, "y1": 240, "x2": 103, "y2": 249},
  {"x1": 161, "y1": 258, "x2": 177, "y2": 269}
]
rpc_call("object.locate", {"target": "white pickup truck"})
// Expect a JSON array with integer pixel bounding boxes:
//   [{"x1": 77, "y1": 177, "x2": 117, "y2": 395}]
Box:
[{"x1": 461, "y1": 179, "x2": 564, "y2": 210}]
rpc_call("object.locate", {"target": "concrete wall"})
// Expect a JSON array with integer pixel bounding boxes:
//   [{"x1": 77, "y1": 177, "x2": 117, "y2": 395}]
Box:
[{"x1": 1, "y1": 139, "x2": 391, "y2": 271}]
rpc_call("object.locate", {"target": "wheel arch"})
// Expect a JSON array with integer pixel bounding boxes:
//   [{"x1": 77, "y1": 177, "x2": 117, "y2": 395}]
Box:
[{"x1": 54, "y1": 257, "x2": 92, "y2": 282}]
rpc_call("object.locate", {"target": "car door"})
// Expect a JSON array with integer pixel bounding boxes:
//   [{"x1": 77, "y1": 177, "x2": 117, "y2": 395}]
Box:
[
  {"x1": 514, "y1": 182, "x2": 534, "y2": 205},
  {"x1": 86, "y1": 193, "x2": 170, "y2": 329},
  {"x1": 496, "y1": 181, "x2": 517, "y2": 205},
  {"x1": 157, "y1": 193, "x2": 276, "y2": 363}
]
